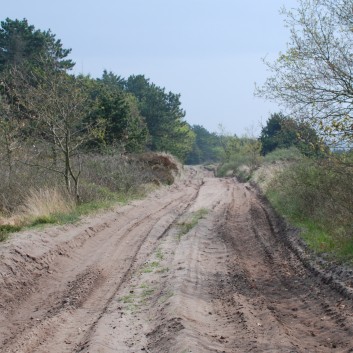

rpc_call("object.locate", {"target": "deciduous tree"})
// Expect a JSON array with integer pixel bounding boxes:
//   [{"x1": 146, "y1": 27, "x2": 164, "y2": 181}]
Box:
[
  {"x1": 12, "y1": 66, "x2": 97, "y2": 203},
  {"x1": 256, "y1": 0, "x2": 353, "y2": 148}
]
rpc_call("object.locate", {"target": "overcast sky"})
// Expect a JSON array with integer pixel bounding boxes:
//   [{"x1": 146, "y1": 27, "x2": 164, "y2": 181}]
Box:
[{"x1": 4, "y1": 0, "x2": 298, "y2": 136}]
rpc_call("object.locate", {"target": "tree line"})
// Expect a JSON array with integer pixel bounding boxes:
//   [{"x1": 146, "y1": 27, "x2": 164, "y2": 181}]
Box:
[
  {"x1": 0, "y1": 18, "x2": 229, "y2": 202},
  {"x1": 0, "y1": 9, "x2": 340, "y2": 204}
]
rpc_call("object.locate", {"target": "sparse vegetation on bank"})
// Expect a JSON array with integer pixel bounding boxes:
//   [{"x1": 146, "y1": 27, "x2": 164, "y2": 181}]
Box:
[
  {"x1": 266, "y1": 155, "x2": 353, "y2": 263},
  {"x1": 215, "y1": 115, "x2": 353, "y2": 264},
  {"x1": 0, "y1": 18, "x2": 188, "y2": 240},
  {"x1": 254, "y1": 0, "x2": 353, "y2": 263},
  {"x1": 0, "y1": 152, "x2": 180, "y2": 241}
]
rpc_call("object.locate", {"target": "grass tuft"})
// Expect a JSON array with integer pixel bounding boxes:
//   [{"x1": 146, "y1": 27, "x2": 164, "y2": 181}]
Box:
[
  {"x1": 0, "y1": 224, "x2": 22, "y2": 242},
  {"x1": 177, "y1": 208, "x2": 208, "y2": 239},
  {"x1": 140, "y1": 261, "x2": 160, "y2": 273}
]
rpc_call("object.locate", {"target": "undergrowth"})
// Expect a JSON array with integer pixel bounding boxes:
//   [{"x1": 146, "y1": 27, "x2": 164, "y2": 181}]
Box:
[
  {"x1": 0, "y1": 152, "x2": 177, "y2": 242},
  {"x1": 262, "y1": 146, "x2": 302, "y2": 164},
  {"x1": 219, "y1": 145, "x2": 353, "y2": 264},
  {"x1": 266, "y1": 157, "x2": 353, "y2": 264},
  {"x1": 0, "y1": 225, "x2": 21, "y2": 242}
]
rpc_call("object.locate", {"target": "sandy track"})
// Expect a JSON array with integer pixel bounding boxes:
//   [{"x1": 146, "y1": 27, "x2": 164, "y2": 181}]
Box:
[{"x1": 1, "y1": 167, "x2": 353, "y2": 353}]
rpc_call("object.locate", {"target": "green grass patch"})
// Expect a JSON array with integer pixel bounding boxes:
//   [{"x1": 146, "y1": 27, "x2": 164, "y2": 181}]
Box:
[
  {"x1": 120, "y1": 294, "x2": 135, "y2": 304},
  {"x1": 119, "y1": 293, "x2": 139, "y2": 311},
  {"x1": 267, "y1": 188, "x2": 353, "y2": 264},
  {"x1": 0, "y1": 224, "x2": 22, "y2": 242},
  {"x1": 140, "y1": 261, "x2": 160, "y2": 273},
  {"x1": 295, "y1": 219, "x2": 335, "y2": 253},
  {"x1": 293, "y1": 218, "x2": 353, "y2": 263},
  {"x1": 138, "y1": 283, "x2": 158, "y2": 305},
  {"x1": 141, "y1": 287, "x2": 155, "y2": 298},
  {"x1": 155, "y1": 247, "x2": 164, "y2": 260},
  {"x1": 31, "y1": 215, "x2": 57, "y2": 226},
  {"x1": 337, "y1": 239, "x2": 353, "y2": 264},
  {"x1": 178, "y1": 208, "x2": 208, "y2": 239},
  {"x1": 263, "y1": 147, "x2": 302, "y2": 164}
]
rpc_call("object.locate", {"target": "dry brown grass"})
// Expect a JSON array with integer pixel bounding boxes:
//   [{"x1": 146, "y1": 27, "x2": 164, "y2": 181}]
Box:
[
  {"x1": 133, "y1": 152, "x2": 182, "y2": 185},
  {"x1": 19, "y1": 187, "x2": 74, "y2": 223},
  {"x1": 0, "y1": 152, "x2": 183, "y2": 233}
]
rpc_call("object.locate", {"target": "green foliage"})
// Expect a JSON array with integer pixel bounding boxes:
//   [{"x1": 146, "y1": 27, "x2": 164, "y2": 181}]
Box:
[
  {"x1": 156, "y1": 122, "x2": 195, "y2": 162},
  {"x1": 260, "y1": 113, "x2": 324, "y2": 156},
  {"x1": 256, "y1": 1, "x2": 353, "y2": 147},
  {"x1": 0, "y1": 18, "x2": 74, "y2": 72},
  {"x1": 85, "y1": 74, "x2": 149, "y2": 153},
  {"x1": 267, "y1": 157, "x2": 353, "y2": 262},
  {"x1": 186, "y1": 125, "x2": 222, "y2": 164},
  {"x1": 262, "y1": 146, "x2": 303, "y2": 164},
  {"x1": 217, "y1": 135, "x2": 262, "y2": 180},
  {"x1": 125, "y1": 75, "x2": 195, "y2": 161},
  {"x1": 217, "y1": 161, "x2": 249, "y2": 181},
  {"x1": 0, "y1": 18, "x2": 195, "y2": 163},
  {"x1": 177, "y1": 209, "x2": 208, "y2": 239}
]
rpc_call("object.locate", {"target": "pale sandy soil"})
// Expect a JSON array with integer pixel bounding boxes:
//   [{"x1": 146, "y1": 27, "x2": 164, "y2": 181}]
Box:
[{"x1": 1, "y1": 166, "x2": 353, "y2": 353}]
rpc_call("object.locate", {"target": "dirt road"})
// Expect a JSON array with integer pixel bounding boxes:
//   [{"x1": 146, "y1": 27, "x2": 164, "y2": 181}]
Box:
[{"x1": 1, "y1": 167, "x2": 353, "y2": 353}]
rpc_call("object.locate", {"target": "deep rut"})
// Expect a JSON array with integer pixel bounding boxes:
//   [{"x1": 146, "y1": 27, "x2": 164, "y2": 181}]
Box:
[
  {"x1": 1, "y1": 169, "x2": 353, "y2": 353},
  {"x1": 213, "y1": 184, "x2": 353, "y2": 352},
  {"x1": 0, "y1": 167, "x2": 205, "y2": 353}
]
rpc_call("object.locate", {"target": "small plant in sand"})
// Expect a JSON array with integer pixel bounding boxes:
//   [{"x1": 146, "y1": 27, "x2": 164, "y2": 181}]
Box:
[{"x1": 177, "y1": 208, "x2": 208, "y2": 240}]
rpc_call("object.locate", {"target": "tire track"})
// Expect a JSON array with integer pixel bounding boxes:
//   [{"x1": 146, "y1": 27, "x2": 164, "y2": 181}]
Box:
[
  {"x1": 2, "y1": 172, "x2": 353, "y2": 353},
  {"x1": 216, "y1": 182, "x2": 353, "y2": 352},
  {"x1": 0, "y1": 168, "x2": 206, "y2": 353}
]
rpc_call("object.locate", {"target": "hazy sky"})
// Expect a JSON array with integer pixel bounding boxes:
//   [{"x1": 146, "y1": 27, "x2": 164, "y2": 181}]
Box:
[{"x1": 3, "y1": 0, "x2": 298, "y2": 135}]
